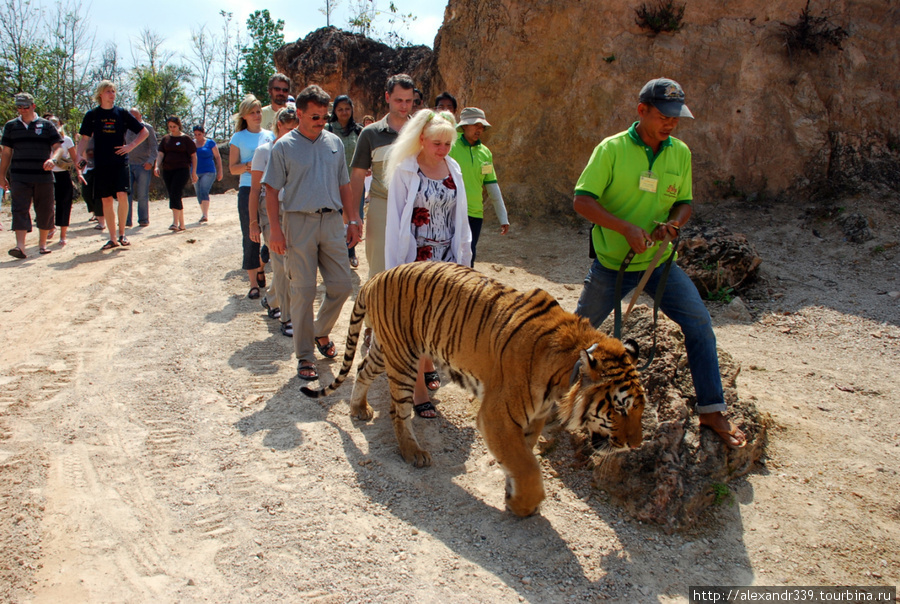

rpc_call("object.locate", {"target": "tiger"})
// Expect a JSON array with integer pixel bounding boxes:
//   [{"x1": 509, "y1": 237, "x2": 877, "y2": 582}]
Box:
[{"x1": 301, "y1": 262, "x2": 646, "y2": 517}]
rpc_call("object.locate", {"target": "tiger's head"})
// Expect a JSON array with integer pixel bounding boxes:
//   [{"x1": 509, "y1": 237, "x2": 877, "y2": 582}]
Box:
[{"x1": 562, "y1": 339, "x2": 645, "y2": 451}]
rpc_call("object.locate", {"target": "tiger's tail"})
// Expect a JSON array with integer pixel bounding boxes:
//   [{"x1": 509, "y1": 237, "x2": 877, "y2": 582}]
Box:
[{"x1": 299, "y1": 285, "x2": 367, "y2": 399}]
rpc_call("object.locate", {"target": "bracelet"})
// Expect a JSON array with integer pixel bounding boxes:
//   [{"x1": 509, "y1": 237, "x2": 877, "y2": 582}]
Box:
[{"x1": 348, "y1": 220, "x2": 360, "y2": 226}]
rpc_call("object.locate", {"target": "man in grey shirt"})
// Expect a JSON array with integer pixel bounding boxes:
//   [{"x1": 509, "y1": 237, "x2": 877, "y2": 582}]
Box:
[
  {"x1": 125, "y1": 108, "x2": 158, "y2": 226},
  {"x1": 263, "y1": 85, "x2": 362, "y2": 381}
]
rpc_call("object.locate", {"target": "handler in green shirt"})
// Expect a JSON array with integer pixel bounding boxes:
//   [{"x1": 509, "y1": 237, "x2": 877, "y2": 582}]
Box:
[
  {"x1": 573, "y1": 78, "x2": 747, "y2": 449},
  {"x1": 448, "y1": 107, "x2": 509, "y2": 266}
]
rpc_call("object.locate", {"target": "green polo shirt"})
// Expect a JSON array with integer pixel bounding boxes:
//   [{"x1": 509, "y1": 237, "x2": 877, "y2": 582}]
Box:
[
  {"x1": 448, "y1": 133, "x2": 498, "y2": 218},
  {"x1": 574, "y1": 122, "x2": 692, "y2": 271}
]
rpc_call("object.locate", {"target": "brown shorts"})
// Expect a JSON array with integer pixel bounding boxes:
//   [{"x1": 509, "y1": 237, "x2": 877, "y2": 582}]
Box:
[{"x1": 10, "y1": 180, "x2": 54, "y2": 232}]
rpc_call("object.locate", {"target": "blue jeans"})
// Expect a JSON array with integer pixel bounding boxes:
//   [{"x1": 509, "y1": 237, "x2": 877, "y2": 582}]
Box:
[
  {"x1": 575, "y1": 259, "x2": 727, "y2": 414},
  {"x1": 196, "y1": 171, "x2": 215, "y2": 202},
  {"x1": 127, "y1": 164, "x2": 152, "y2": 225}
]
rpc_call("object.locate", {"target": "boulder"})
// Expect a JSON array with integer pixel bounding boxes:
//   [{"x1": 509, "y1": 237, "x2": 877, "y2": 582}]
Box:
[{"x1": 582, "y1": 305, "x2": 770, "y2": 531}]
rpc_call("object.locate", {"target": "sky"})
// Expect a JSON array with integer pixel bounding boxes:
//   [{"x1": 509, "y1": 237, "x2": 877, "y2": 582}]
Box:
[{"x1": 81, "y1": 0, "x2": 448, "y2": 63}]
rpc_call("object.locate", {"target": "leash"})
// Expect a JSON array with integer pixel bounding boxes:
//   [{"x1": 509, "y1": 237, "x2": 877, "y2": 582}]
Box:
[{"x1": 613, "y1": 231, "x2": 679, "y2": 371}]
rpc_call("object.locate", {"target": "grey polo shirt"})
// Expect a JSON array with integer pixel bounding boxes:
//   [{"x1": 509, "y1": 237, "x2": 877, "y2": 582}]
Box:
[
  {"x1": 350, "y1": 114, "x2": 401, "y2": 201},
  {"x1": 262, "y1": 129, "x2": 349, "y2": 213}
]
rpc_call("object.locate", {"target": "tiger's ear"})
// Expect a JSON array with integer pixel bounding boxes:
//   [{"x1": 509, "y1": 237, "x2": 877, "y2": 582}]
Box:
[
  {"x1": 579, "y1": 347, "x2": 598, "y2": 376},
  {"x1": 623, "y1": 339, "x2": 640, "y2": 363}
]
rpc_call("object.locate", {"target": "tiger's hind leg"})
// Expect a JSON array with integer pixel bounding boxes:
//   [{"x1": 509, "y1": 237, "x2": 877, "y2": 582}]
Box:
[
  {"x1": 349, "y1": 341, "x2": 385, "y2": 421},
  {"x1": 385, "y1": 359, "x2": 432, "y2": 468},
  {"x1": 478, "y1": 398, "x2": 545, "y2": 517}
]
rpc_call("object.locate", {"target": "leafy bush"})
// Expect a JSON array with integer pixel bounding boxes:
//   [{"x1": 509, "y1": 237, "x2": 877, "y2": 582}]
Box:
[
  {"x1": 781, "y1": 0, "x2": 849, "y2": 55},
  {"x1": 635, "y1": 0, "x2": 686, "y2": 34}
]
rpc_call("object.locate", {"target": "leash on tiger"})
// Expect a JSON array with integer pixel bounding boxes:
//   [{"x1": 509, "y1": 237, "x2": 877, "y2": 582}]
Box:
[{"x1": 613, "y1": 223, "x2": 679, "y2": 372}]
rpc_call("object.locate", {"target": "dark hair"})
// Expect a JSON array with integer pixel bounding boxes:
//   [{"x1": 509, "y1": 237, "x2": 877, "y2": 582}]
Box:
[
  {"x1": 268, "y1": 73, "x2": 290, "y2": 91},
  {"x1": 166, "y1": 115, "x2": 182, "y2": 129},
  {"x1": 326, "y1": 95, "x2": 362, "y2": 136},
  {"x1": 434, "y1": 91, "x2": 458, "y2": 112},
  {"x1": 192, "y1": 124, "x2": 204, "y2": 133},
  {"x1": 296, "y1": 85, "x2": 331, "y2": 111},
  {"x1": 385, "y1": 73, "x2": 415, "y2": 94}
]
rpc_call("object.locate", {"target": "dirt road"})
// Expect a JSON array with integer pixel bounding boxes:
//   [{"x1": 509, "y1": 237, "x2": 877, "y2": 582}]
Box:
[{"x1": 1, "y1": 194, "x2": 898, "y2": 603}]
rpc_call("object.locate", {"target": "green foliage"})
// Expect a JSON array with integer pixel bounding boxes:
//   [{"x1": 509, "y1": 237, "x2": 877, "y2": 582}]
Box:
[
  {"x1": 604, "y1": 55, "x2": 616, "y2": 63},
  {"x1": 710, "y1": 483, "x2": 733, "y2": 506},
  {"x1": 707, "y1": 286, "x2": 736, "y2": 304},
  {"x1": 634, "y1": 0, "x2": 685, "y2": 35},
  {"x1": 239, "y1": 10, "x2": 285, "y2": 103},
  {"x1": 781, "y1": 0, "x2": 849, "y2": 56},
  {"x1": 134, "y1": 64, "x2": 192, "y2": 132}
]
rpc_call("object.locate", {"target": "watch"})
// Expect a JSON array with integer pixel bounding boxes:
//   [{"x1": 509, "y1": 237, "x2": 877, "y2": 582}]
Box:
[{"x1": 348, "y1": 220, "x2": 360, "y2": 226}]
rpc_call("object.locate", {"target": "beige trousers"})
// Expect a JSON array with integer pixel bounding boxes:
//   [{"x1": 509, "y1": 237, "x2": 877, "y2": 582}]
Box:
[
  {"x1": 364, "y1": 194, "x2": 387, "y2": 279},
  {"x1": 283, "y1": 211, "x2": 352, "y2": 363}
]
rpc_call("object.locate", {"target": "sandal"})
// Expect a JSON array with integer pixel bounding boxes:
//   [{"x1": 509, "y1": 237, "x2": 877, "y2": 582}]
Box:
[
  {"x1": 168, "y1": 224, "x2": 178, "y2": 231},
  {"x1": 247, "y1": 286, "x2": 260, "y2": 299},
  {"x1": 699, "y1": 415, "x2": 747, "y2": 449},
  {"x1": 297, "y1": 361, "x2": 318, "y2": 381},
  {"x1": 100, "y1": 240, "x2": 118, "y2": 251},
  {"x1": 199, "y1": 216, "x2": 208, "y2": 223},
  {"x1": 39, "y1": 247, "x2": 52, "y2": 255},
  {"x1": 315, "y1": 337, "x2": 337, "y2": 358},
  {"x1": 118, "y1": 235, "x2": 130, "y2": 247},
  {"x1": 280, "y1": 322, "x2": 293, "y2": 337},
  {"x1": 261, "y1": 296, "x2": 280, "y2": 319},
  {"x1": 414, "y1": 401, "x2": 438, "y2": 419},
  {"x1": 8, "y1": 247, "x2": 26, "y2": 259},
  {"x1": 424, "y1": 371, "x2": 441, "y2": 392},
  {"x1": 256, "y1": 270, "x2": 266, "y2": 288},
  {"x1": 93, "y1": 224, "x2": 104, "y2": 230}
]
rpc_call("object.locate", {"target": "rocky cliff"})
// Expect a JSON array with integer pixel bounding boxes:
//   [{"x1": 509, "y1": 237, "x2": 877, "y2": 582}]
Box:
[{"x1": 280, "y1": 1, "x2": 899, "y2": 219}]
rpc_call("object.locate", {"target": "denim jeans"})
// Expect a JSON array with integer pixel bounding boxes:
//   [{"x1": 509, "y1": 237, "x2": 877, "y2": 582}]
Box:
[
  {"x1": 127, "y1": 163, "x2": 152, "y2": 225},
  {"x1": 467, "y1": 216, "x2": 483, "y2": 267},
  {"x1": 195, "y1": 171, "x2": 215, "y2": 202},
  {"x1": 575, "y1": 259, "x2": 727, "y2": 414}
]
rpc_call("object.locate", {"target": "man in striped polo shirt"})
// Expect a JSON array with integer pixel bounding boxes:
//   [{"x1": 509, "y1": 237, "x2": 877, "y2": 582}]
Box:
[{"x1": 1, "y1": 93, "x2": 62, "y2": 258}]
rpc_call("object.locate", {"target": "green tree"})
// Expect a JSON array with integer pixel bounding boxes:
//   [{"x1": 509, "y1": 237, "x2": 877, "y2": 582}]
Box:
[
  {"x1": 348, "y1": 0, "x2": 416, "y2": 47},
  {"x1": 134, "y1": 64, "x2": 192, "y2": 131},
  {"x1": 238, "y1": 10, "x2": 284, "y2": 104}
]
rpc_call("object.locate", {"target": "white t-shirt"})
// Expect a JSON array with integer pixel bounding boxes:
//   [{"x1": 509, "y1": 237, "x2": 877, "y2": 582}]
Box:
[{"x1": 51, "y1": 135, "x2": 75, "y2": 173}]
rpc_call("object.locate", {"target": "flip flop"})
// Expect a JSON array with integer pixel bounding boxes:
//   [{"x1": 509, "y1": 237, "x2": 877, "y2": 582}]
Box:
[
  {"x1": 297, "y1": 362, "x2": 318, "y2": 381},
  {"x1": 315, "y1": 337, "x2": 337, "y2": 358},
  {"x1": 118, "y1": 236, "x2": 131, "y2": 247},
  {"x1": 256, "y1": 271, "x2": 266, "y2": 288},
  {"x1": 8, "y1": 247, "x2": 26, "y2": 259},
  {"x1": 414, "y1": 401, "x2": 438, "y2": 419},
  {"x1": 39, "y1": 247, "x2": 52, "y2": 255},
  {"x1": 424, "y1": 371, "x2": 441, "y2": 392},
  {"x1": 100, "y1": 240, "x2": 118, "y2": 251}
]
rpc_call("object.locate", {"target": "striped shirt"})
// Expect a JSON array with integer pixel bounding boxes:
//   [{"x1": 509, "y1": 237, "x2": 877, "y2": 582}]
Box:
[{"x1": 1, "y1": 117, "x2": 61, "y2": 184}]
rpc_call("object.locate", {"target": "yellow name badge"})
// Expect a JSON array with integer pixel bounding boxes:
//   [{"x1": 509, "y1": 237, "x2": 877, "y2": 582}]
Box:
[
  {"x1": 639, "y1": 170, "x2": 658, "y2": 193},
  {"x1": 481, "y1": 163, "x2": 493, "y2": 175}
]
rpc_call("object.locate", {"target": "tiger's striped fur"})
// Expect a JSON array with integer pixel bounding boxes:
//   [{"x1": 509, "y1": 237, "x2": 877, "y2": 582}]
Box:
[{"x1": 301, "y1": 262, "x2": 645, "y2": 516}]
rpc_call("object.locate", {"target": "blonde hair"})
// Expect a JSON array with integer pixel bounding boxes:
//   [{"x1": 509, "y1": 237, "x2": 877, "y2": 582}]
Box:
[
  {"x1": 46, "y1": 115, "x2": 66, "y2": 138},
  {"x1": 92, "y1": 80, "x2": 115, "y2": 105},
  {"x1": 233, "y1": 94, "x2": 262, "y2": 132},
  {"x1": 273, "y1": 104, "x2": 298, "y2": 137},
  {"x1": 385, "y1": 110, "x2": 457, "y2": 185}
]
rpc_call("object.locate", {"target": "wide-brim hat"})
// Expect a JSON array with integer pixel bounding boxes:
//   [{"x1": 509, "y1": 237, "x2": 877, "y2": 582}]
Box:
[
  {"x1": 457, "y1": 107, "x2": 491, "y2": 129},
  {"x1": 639, "y1": 78, "x2": 694, "y2": 118}
]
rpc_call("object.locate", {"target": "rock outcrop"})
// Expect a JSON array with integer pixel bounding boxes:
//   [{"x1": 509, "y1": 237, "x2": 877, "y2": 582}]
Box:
[
  {"x1": 581, "y1": 305, "x2": 771, "y2": 531},
  {"x1": 274, "y1": 27, "x2": 434, "y2": 121}
]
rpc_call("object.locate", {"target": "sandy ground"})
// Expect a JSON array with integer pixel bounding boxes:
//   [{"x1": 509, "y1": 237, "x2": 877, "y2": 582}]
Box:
[{"x1": 1, "y1": 192, "x2": 898, "y2": 603}]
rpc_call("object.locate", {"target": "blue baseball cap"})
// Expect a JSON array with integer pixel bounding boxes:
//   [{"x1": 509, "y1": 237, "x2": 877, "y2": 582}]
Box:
[{"x1": 639, "y1": 78, "x2": 694, "y2": 118}]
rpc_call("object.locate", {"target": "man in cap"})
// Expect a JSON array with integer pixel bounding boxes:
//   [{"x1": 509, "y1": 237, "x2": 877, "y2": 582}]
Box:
[
  {"x1": 572, "y1": 77, "x2": 747, "y2": 449},
  {"x1": 1, "y1": 93, "x2": 62, "y2": 258},
  {"x1": 448, "y1": 107, "x2": 509, "y2": 266}
]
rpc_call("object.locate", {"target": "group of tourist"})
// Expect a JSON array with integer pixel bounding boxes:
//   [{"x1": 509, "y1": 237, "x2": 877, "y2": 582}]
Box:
[{"x1": 1, "y1": 72, "x2": 746, "y2": 447}]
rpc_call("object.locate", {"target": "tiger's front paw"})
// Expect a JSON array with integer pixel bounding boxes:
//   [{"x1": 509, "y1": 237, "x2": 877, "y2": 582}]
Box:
[
  {"x1": 505, "y1": 477, "x2": 544, "y2": 517},
  {"x1": 399, "y1": 444, "x2": 432, "y2": 468},
  {"x1": 350, "y1": 401, "x2": 374, "y2": 421}
]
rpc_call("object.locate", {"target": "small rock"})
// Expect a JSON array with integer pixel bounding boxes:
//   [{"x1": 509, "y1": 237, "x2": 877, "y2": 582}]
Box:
[
  {"x1": 187, "y1": 578, "x2": 195, "y2": 586},
  {"x1": 521, "y1": 577, "x2": 532, "y2": 585},
  {"x1": 723, "y1": 297, "x2": 752, "y2": 321},
  {"x1": 888, "y1": 291, "x2": 900, "y2": 300}
]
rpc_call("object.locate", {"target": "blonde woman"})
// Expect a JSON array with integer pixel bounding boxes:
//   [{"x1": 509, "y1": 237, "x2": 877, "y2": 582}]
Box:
[
  {"x1": 77, "y1": 80, "x2": 148, "y2": 250},
  {"x1": 249, "y1": 105, "x2": 298, "y2": 337},
  {"x1": 384, "y1": 109, "x2": 472, "y2": 418},
  {"x1": 230, "y1": 95, "x2": 274, "y2": 299}
]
